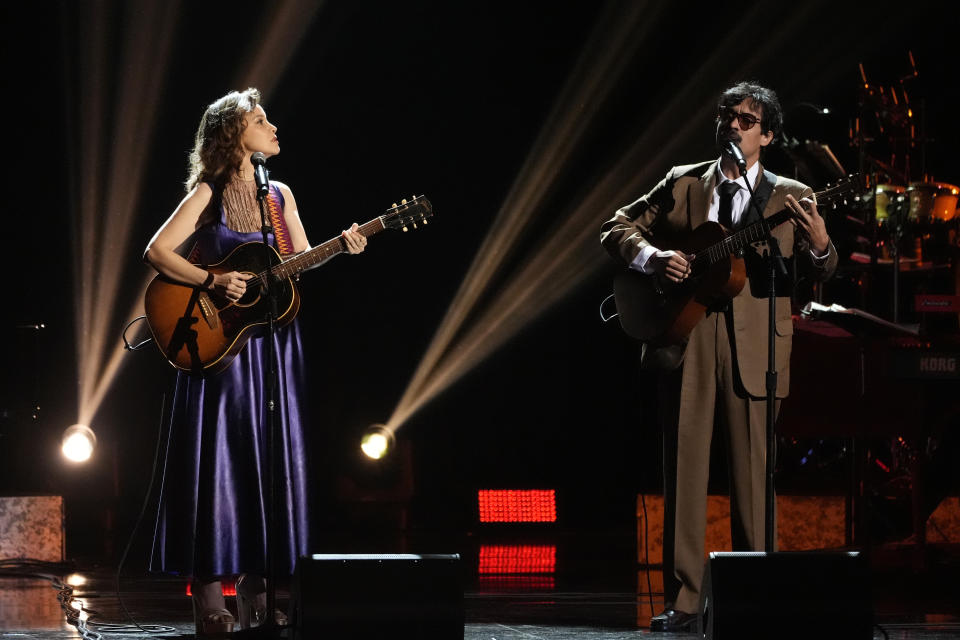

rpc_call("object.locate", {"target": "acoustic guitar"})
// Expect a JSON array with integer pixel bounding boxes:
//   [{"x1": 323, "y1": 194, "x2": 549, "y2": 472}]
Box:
[
  {"x1": 144, "y1": 195, "x2": 433, "y2": 375},
  {"x1": 613, "y1": 176, "x2": 858, "y2": 345}
]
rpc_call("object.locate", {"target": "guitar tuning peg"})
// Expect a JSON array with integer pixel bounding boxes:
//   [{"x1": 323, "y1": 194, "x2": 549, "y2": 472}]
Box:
[
  {"x1": 422, "y1": 218, "x2": 428, "y2": 225},
  {"x1": 402, "y1": 225, "x2": 409, "y2": 232},
  {"x1": 401, "y1": 198, "x2": 408, "y2": 205},
  {"x1": 411, "y1": 195, "x2": 416, "y2": 201},
  {"x1": 412, "y1": 222, "x2": 418, "y2": 229},
  {"x1": 392, "y1": 203, "x2": 398, "y2": 208}
]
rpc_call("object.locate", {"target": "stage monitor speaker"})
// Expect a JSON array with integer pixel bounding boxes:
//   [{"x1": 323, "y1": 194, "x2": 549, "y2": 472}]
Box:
[
  {"x1": 699, "y1": 551, "x2": 872, "y2": 640},
  {"x1": 289, "y1": 553, "x2": 463, "y2": 639}
]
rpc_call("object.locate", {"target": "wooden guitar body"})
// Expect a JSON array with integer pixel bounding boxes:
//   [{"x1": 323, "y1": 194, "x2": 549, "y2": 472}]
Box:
[
  {"x1": 143, "y1": 195, "x2": 434, "y2": 375},
  {"x1": 613, "y1": 221, "x2": 746, "y2": 344},
  {"x1": 144, "y1": 242, "x2": 300, "y2": 375}
]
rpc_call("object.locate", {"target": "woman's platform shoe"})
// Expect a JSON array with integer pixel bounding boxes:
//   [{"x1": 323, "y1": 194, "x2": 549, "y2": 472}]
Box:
[
  {"x1": 191, "y1": 579, "x2": 235, "y2": 638},
  {"x1": 235, "y1": 574, "x2": 288, "y2": 630}
]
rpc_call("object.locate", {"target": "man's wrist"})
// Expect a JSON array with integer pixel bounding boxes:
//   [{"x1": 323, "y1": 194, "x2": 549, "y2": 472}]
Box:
[{"x1": 810, "y1": 243, "x2": 830, "y2": 262}]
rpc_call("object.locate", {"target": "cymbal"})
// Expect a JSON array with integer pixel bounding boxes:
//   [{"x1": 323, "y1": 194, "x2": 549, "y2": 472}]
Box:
[
  {"x1": 882, "y1": 135, "x2": 936, "y2": 143},
  {"x1": 857, "y1": 87, "x2": 911, "y2": 111},
  {"x1": 861, "y1": 154, "x2": 909, "y2": 183}
]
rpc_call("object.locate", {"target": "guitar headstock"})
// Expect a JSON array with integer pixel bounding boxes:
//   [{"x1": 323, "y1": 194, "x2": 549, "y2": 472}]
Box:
[
  {"x1": 815, "y1": 174, "x2": 862, "y2": 210},
  {"x1": 383, "y1": 195, "x2": 434, "y2": 232}
]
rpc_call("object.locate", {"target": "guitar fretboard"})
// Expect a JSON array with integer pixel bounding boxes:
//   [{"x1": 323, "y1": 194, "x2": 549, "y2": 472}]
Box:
[
  {"x1": 262, "y1": 217, "x2": 388, "y2": 281},
  {"x1": 702, "y1": 210, "x2": 791, "y2": 266},
  {"x1": 698, "y1": 175, "x2": 856, "y2": 267}
]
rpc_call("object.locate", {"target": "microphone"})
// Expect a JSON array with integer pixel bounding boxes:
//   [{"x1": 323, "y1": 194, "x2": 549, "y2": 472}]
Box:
[
  {"x1": 250, "y1": 152, "x2": 269, "y2": 198},
  {"x1": 722, "y1": 140, "x2": 747, "y2": 177}
]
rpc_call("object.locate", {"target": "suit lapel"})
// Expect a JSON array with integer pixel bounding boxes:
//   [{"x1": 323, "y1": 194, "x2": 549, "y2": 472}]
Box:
[
  {"x1": 740, "y1": 163, "x2": 777, "y2": 227},
  {"x1": 689, "y1": 164, "x2": 715, "y2": 229}
]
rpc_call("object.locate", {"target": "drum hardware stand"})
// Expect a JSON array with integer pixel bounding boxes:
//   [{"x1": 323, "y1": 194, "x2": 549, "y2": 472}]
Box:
[
  {"x1": 889, "y1": 196, "x2": 908, "y2": 324},
  {"x1": 854, "y1": 57, "x2": 919, "y2": 326}
]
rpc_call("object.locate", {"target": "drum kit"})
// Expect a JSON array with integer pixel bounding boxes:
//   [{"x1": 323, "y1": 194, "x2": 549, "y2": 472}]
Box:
[
  {"x1": 873, "y1": 181, "x2": 959, "y2": 264},
  {"x1": 874, "y1": 182, "x2": 959, "y2": 227},
  {"x1": 789, "y1": 52, "x2": 959, "y2": 326},
  {"x1": 778, "y1": 53, "x2": 959, "y2": 531}
]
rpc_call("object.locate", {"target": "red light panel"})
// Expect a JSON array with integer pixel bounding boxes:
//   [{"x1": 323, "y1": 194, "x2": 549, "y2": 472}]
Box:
[
  {"x1": 478, "y1": 489, "x2": 557, "y2": 523},
  {"x1": 186, "y1": 582, "x2": 237, "y2": 597},
  {"x1": 478, "y1": 544, "x2": 557, "y2": 574},
  {"x1": 477, "y1": 575, "x2": 556, "y2": 591}
]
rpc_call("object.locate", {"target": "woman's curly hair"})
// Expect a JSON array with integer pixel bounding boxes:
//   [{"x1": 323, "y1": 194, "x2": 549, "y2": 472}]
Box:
[{"x1": 185, "y1": 88, "x2": 261, "y2": 192}]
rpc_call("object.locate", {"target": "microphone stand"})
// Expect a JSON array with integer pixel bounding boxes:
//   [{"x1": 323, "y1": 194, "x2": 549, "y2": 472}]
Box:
[
  {"x1": 732, "y1": 155, "x2": 788, "y2": 553},
  {"x1": 241, "y1": 154, "x2": 283, "y2": 639}
]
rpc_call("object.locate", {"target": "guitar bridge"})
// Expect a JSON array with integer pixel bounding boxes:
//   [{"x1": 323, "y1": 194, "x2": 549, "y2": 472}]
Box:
[{"x1": 197, "y1": 292, "x2": 219, "y2": 330}]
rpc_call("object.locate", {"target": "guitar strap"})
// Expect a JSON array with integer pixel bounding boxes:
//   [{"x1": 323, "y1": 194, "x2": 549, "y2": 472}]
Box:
[{"x1": 265, "y1": 184, "x2": 295, "y2": 256}]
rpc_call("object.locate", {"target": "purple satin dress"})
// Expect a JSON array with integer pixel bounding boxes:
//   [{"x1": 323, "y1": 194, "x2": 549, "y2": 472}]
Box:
[{"x1": 150, "y1": 187, "x2": 309, "y2": 578}]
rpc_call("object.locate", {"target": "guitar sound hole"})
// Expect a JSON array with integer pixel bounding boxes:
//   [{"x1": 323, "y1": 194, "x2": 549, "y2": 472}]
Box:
[
  {"x1": 235, "y1": 288, "x2": 261, "y2": 307},
  {"x1": 234, "y1": 272, "x2": 262, "y2": 307}
]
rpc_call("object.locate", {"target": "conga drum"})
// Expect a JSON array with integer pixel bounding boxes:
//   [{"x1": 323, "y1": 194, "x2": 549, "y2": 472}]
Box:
[
  {"x1": 907, "y1": 181, "x2": 959, "y2": 222},
  {"x1": 874, "y1": 184, "x2": 906, "y2": 225}
]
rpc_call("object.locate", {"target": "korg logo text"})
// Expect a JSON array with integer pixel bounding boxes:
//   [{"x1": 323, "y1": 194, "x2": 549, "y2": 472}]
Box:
[{"x1": 918, "y1": 356, "x2": 957, "y2": 373}]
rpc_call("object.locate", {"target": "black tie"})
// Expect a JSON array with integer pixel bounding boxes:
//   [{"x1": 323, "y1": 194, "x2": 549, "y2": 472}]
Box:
[{"x1": 717, "y1": 180, "x2": 740, "y2": 229}]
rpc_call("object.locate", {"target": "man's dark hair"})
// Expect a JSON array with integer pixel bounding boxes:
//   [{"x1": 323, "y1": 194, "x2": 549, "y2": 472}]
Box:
[{"x1": 718, "y1": 82, "x2": 783, "y2": 142}]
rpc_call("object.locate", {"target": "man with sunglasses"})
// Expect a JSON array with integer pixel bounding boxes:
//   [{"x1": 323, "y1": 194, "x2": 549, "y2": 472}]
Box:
[{"x1": 600, "y1": 82, "x2": 837, "y2": 632}]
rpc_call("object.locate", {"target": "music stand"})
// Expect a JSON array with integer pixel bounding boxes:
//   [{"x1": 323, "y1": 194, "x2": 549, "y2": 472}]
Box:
[
  {"x1": 798, "y1": 302, "x2": 922, "y2": 549},
  {"x1": 800, "y1": 301, "x2": 920, "y2": 337}
]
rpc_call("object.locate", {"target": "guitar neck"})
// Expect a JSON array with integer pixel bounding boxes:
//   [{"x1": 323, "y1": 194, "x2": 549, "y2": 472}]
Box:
[
  {"x1": 269, "y1": 216, "x2": 387, "y2": 279},
  {"x1": 703, "y1": 208, "x2": 792, "y2": 265},
  {"x1": 699, "y1": 175, "x2": 857, "y2": 265}
]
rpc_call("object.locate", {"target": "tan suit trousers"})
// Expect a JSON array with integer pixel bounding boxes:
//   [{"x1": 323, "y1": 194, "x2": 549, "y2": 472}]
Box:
[{"x1": 658, "y1": 307, "x2": 779, "y2": 614}]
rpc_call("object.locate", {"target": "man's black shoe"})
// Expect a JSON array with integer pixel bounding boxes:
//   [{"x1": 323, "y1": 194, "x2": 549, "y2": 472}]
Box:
[{"x1": 650, "y1": 609, "x2": 697, "y2": 632}]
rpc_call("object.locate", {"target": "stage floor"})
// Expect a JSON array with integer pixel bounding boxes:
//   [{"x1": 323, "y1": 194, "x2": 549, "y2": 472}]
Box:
[{"x1": 1, "y1": 536, "x2": 958, "y2": 639}]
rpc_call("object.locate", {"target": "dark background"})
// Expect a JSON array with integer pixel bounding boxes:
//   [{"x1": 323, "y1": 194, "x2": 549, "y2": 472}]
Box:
[{"x1": 1, "y1": 1, "x2": 957, "y2": 565}]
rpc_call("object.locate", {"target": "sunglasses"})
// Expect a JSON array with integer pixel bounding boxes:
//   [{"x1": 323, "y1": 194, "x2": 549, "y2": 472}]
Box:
[{"x1": 718, "y1": 106, "x2": 761, "y2": 131}]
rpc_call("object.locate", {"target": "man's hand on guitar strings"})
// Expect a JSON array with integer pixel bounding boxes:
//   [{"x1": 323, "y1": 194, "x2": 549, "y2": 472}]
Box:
[
  {"x1": 212, "y1": 271, "x2": 253, "y2": 302},
  {"x1": 651, "y1": 249, "x2": 694, "y2": 283},
  {"x1": 785, "y1": 194, "x2": 830, "y2": 255},
  {"x1": 342, "y1": 223, "x2": 368, "y2": 254}
]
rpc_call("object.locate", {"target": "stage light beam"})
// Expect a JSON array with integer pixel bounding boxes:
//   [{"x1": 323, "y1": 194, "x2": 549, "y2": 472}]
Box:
[
  {"x1": 384, "y1": 2, "x2": 843, "y2": 434},
  {"x1": 384, "y1": 1, "x2": 660, "y2": 433},
  {"x1": 64, "y1": 0, "x2": 323, "y2": 432}
]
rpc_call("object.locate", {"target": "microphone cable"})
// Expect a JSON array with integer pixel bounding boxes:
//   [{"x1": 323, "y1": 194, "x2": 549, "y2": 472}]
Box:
[{"x1": 112, "y1": 391, "x2": 177, "y2": 635}]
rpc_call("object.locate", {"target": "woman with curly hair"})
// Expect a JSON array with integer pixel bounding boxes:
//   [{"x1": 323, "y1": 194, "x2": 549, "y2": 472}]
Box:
[{"x1": 144, "y1": 88, "x2": 367, "y2": 636}]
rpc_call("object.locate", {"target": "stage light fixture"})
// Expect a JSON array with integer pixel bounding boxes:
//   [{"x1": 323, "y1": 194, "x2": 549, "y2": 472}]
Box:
[
  {"x1": 61, "y1": 424, "x2": 96, "y2": 463},
  {"x1": 360, "y1": 424, "x2": 395, "y2": 461},
  {"x1": 65, "y1": 574, "x2": 87, "y2": 587}
]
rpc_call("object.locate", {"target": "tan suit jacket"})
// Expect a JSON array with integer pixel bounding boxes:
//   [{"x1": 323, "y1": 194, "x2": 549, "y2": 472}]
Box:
[{"x1": 601, "y1": 160, "x2": 839, "y2": 397}]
